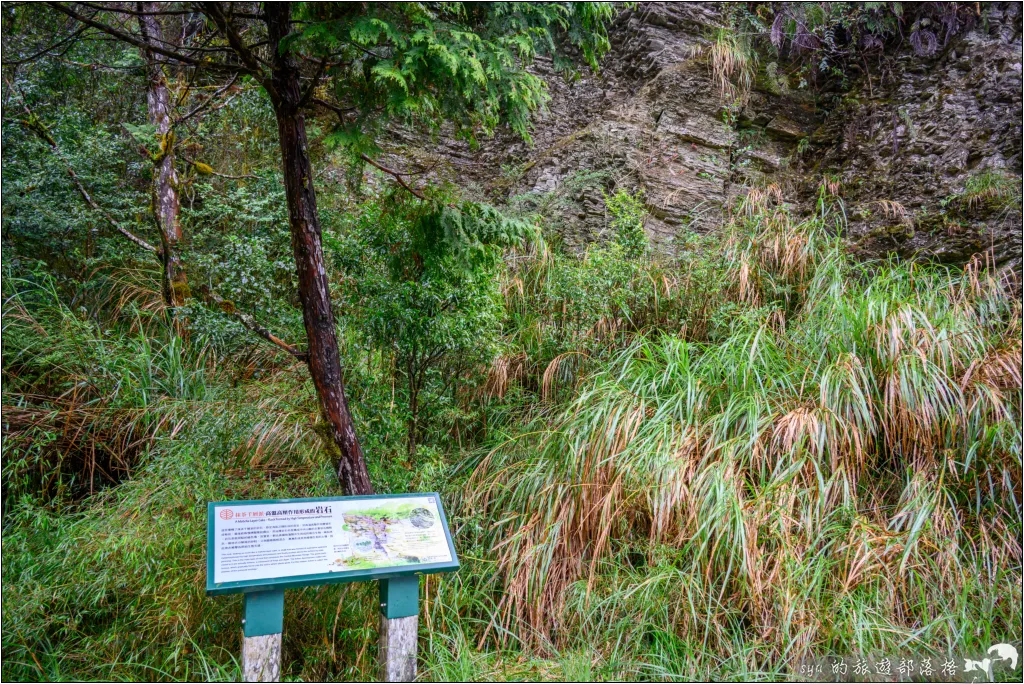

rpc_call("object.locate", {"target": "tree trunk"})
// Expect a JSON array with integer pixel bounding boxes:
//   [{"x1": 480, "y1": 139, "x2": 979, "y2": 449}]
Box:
[
  {"x1": 138, "y1": 2, "x2": 188, "y2": 307},
  {"x1": 265, "y1": 3, "x2": 374, "y2": 495},
  {"x1": 406, "y1": 356, "x2": 418, "y2": 459}
]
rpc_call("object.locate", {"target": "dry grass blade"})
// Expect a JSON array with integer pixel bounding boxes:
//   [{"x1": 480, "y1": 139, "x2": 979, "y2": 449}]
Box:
[
  {"x1": 874, "y1": 199, "x2": 912, "y2": 225},
  {"x1": 541, "y1": 352, "x2": 589, "y2": 402},
  {"x1": 706, "y1": 28, "x2": 756, "y2": 102}
]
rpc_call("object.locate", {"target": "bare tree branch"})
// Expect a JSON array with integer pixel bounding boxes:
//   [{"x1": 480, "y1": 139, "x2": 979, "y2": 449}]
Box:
[
  {"x1": 75, "y1": 2, "x2": 205, "y2": 17},
  {"x1": 173, "y1": 73, "x2": 240, "y2": 126},
  {"x1": 199, "y1": 1, "x2": 278, "y2": 101},
  {"x1": 296, "y1": 58, "x2": 327, "y2": 110},
  {"x1": 311, "y1": 96, "x2": 357, "y2": 119},
  {"x1": 202, "y1": 289, "x2": 308, "y2": 361},
  {"x1": 45, "y1": 2, "x2": 238, "y2": 71},
  {"x1": 74, "y1": 1, "x2": 264, "y2": 20},
  {"x1": 3, "y1": 23, "x2": 89, "y2": 66},
  {"x1": 360, "y1": 153, "x2": 427, "y2": 201}
]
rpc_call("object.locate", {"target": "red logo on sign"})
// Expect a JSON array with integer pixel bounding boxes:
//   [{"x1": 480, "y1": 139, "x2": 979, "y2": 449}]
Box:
[{"x1": 219, "y1": 509, "x2": 234, "y2": 520}]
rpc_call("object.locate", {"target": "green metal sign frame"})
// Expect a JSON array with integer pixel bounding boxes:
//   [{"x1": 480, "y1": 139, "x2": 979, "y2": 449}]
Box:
[{"x1": 205, "y1": 492, "x2": 460, "y2": 598}]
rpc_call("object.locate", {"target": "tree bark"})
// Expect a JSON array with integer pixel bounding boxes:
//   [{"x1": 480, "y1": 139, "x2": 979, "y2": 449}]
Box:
[
  {"x1": 406, "y1": 355, "x2": 419, "y2": 459},
  {"x1": 265, "y1": 3, "x2": 374, "y2": 495},
  {"x1": 138, "y1": 2, "x2": 188, "y2": 307}
]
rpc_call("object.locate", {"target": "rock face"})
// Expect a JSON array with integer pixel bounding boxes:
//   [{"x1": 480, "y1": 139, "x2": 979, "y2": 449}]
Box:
[
  {"x1": 816, "y1": 3, "x2": 1023, "y2": 274},
  {"x1": 398, "y1": 3, "x2": 1022, "y2": 271}
]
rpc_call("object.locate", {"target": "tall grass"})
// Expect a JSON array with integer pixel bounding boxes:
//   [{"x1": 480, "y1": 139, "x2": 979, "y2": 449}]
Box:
[
  {"x1": 1, "y1": 270, "x2": 360, "y2": 681},
  {"x1": 467, "y1": 190, "x2": 1022, "y2": 673},
  {"x1": 2, "y1": 271, "x2": 321, "y2": 505},
  {"x1": 708, "y1": 27, "x2": 757, "y2": 103},
  {"x1": 1, "y1": 263, "x2": 485, "y2": 681}
]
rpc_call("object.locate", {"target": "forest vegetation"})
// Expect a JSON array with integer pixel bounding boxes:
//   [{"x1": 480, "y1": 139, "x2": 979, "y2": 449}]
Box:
[{"x1": 2, "y1": 2, "x2": 1021, "y2": 682}]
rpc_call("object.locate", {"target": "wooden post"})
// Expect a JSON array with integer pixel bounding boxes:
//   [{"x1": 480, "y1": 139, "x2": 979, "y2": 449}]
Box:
[
  {"x1": 242, "y1": 590, "x2": 285, "y2": 682},
  {"x1": 243, "y1": 634, "x2": 282, "y2": 682},
  {"x1": 379, "y1": 576, "x2": 419, "y2": 682}
]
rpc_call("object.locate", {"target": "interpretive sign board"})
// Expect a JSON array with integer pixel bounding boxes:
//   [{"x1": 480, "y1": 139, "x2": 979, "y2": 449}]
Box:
[{"x1": 206, "y1": 493, "x2": 459, "y2": 596}]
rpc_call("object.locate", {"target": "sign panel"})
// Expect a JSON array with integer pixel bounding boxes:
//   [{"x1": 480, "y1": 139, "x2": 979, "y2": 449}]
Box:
[{"x1": 206, "y1": 493, "x2": 459, "y2": 595}]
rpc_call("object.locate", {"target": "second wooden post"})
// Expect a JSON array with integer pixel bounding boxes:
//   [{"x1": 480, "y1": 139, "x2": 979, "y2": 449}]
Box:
[
  {"x1": 379, "y1": 576, "x2": 419, "y2": 682},
  {"x1": 242, "y1": 589, "x2": 284, "y2": 682}
]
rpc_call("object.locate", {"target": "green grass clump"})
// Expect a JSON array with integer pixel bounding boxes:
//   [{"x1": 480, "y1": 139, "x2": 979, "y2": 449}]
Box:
[
  {"x1": 956, "y1": 171, "x2": 1023, "y2": 213},
  {"x1": 1, "y1": 272, "x2": 358, "y2": 680}
]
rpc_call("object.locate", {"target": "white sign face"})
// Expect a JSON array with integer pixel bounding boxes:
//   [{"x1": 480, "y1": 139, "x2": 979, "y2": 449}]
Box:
[{"x1": 212, "y1": 495, "x2": 452, "y2": 585}]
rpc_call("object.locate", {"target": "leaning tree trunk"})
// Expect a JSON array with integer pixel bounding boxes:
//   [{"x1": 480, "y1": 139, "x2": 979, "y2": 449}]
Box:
[
  {"x1": 265, "y1": 3, "x2": 374, "y2": 495},
  {"x1": 138, "y1": 2, "x2": 188, "y2": 307}
]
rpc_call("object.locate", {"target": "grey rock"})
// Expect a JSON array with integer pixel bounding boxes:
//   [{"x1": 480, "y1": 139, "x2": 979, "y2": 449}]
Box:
[{"x1": 384, "y1": 2, "x2": 1022, "y2": 274}]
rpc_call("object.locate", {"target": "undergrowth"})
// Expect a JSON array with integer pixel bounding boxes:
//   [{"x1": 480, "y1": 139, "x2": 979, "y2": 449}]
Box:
[{"x1": 2, "y1": 182, "x2": 1021, "y2": 681}]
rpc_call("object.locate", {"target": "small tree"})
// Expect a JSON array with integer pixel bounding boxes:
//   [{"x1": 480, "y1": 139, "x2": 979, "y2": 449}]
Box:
[
  {"x1": 604, "y1": 188, "x2": 649, "y2": 258},
  {"x1": 333, "y1": 192, "x2": 536, "y2": 457}
]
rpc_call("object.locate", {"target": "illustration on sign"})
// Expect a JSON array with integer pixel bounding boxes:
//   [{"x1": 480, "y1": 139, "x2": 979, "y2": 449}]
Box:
[{"x1": 209, "y1": 494, "x2": 455, "y2": 588}]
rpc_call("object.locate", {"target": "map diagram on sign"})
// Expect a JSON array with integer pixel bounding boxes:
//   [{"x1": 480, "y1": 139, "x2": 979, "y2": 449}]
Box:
[
  {"x1": 211, "y1": 495, "x2": 453, "y2": 585},
  {"x1": 330, "y1": 502, "x2": 447, "y2": 570}
]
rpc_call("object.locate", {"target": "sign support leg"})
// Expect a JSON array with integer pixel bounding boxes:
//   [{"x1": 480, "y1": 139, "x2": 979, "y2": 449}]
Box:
[
  {"x1": 242, "y1": 589, "x2": 284, "y2": 682},
  {"x1": 379, "y1": 576, "x2": 419, "y2": 682}
]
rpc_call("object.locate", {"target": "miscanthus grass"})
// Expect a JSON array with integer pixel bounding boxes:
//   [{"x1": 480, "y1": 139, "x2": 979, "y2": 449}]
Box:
[{"x1": 465, "y1": 189, "x2": 1022, "y2": 677}]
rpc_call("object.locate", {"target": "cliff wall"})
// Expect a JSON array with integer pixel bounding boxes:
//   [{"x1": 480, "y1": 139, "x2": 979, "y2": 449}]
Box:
[{"x1": 394, "y1": 3, "x2": 1023, "y2": 272}]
